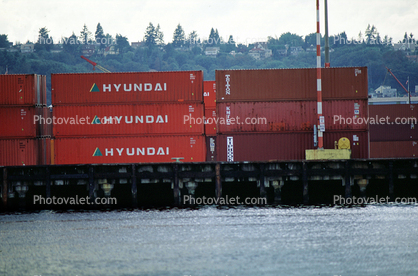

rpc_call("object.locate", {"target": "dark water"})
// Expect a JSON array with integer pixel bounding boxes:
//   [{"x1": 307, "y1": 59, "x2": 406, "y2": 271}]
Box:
[{"x1": 1, "y1": 205, "x2": 418, "y2": 276}]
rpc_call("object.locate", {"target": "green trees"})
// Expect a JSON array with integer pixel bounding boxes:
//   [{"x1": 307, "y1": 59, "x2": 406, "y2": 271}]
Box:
[
  {"x1": 95, "y1": 23, "x2": 105, "y2": 49},
  {"x1": 172, "y1": 24, "x2": 185, "y2": 48},
  {"x1": 116, "y1": 34, "x2": 130, "y2": 54},
  {"x1": 79, "y1": 24, "x2": 92, "y2": 44},
  {"x1": 35, "y1": 27, "x2": 53, "y2": 52},
  {"x1": 2, "y1": 22, "x2": 418, "y2": 92},
  {"x1": 144, "y1": 23, "x2": 156, "y2": 47},
  {"x1": 0, "y1": 34, "x2": 9, "y2": 48}
]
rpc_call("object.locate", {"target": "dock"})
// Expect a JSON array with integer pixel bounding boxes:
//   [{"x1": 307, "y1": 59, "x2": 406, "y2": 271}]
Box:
[{"x1": 1, "y1": 158, "x2": 418, "y2": 211}]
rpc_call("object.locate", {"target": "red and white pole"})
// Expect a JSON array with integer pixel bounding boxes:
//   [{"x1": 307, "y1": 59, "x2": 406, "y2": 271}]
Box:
[{"x1": 316, "y1": 0, "x2": 324, "y2": 149}]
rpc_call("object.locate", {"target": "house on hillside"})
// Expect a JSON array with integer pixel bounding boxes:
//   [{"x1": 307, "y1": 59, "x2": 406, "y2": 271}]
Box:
[
  {"x1": 81, "y1": 45, "x2": 95, "y2": 56},
  {"x1": 248, "y1": 43, "x2": 272, "y2": 60},
  {"x1": 205, "y1": 47, "x2": 220, "y2": 57},
  {"x1": 20, "y1": 43, "x2": 34, "y2": 53}
]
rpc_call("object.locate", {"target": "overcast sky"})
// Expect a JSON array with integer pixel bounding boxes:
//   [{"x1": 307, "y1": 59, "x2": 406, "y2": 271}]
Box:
[{"x1": 1, "y1": 0, "x2": 417, "y2": 45}]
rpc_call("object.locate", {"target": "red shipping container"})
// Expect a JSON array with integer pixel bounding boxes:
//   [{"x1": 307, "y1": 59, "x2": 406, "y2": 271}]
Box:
[
  {"x1": 370, "y1": 123, "x2": 418, "y2": 142},
  {"x1": 369, "y1": 104, "x2": 418, "y2": 122},
  {"x1": 52, "y1": 103, "x2": 204, "y2": 137},
  {"x1": 204, "y1": 107, "x2": 217, "y2": 136},
  {"x1": 53, "y1": 135, "x2": 206, "y2": 165},
  {"x1": 0, "y1": 106, "x2": 42, "y2": 138},
  {"x1": 217, "y1": 100, "x2": 368, "y2": 133},
  {"x1": 204, "y1": 81, "x2": 216, "y2": 108},
  {"x1": 0, "y1": 74, "x2": 45, "y2": 106},
  {"x1": 216, "y1": 67, "x2": 368, "y2": 102},
  {"x1": 52, "y1": 71, "x2": 203, "y2": 105},
  {"x1": 0, "y1": 139, "x2": 39, "y2": 166},
  {"x1": 370, "y1": 141, "x2": 418, "y2": 158},
  {"x1": 217, "y1": 131, "x2": 369, "y2": 162}
]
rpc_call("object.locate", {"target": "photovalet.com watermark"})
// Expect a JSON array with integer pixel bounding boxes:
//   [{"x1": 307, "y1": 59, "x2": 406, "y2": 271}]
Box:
[
  {"x1": 333, "y1": 195, "x2": 418, "y2": 205},
  {"x1": 333, "y1": 115, "x2": 417, "y2": 125},
  {"x1": 37, "y1": 35, "x2": 116, "y2": 46},
  {"x1": 33, "y1": 195, "x2": 117, "y2": 205},
  {"x1": 183, "y1": 195, "x2": 267, "y2": 205},
  {"x1": 183, "y1": 115, "x2": 267, "y2": 126}
]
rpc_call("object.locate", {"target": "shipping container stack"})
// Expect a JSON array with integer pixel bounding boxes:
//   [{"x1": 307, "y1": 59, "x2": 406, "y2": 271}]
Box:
[
  {"x1": 51, "y1": 71, "x2": 206, "y2": 165},
  {"x1": 369, "y1": 104, "x2": 418, "y2": 158},
  {"x1": 203, "y1": 81, "x2": 217, "y2": 161},
  {"x1": 214, "y1": 67, "x2": 369, "y2": 161},
  {"x1": 0, "y1": 74, "x2": 51, "y2": 166}
]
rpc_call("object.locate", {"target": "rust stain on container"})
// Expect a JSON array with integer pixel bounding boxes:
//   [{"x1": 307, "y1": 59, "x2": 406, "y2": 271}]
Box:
[
  {"x1": 217, "y1": 100, "x2": 368, "y2": 133},
  {"x1": 52, "y1": 103, "x2": 204, "y2": 137},
  {"x1": 52, "y1": 71, "x2": 203, "y2": 105},
  {"x1": 216, "y1": 67, "x2": 368, "y2": 102},
  {"x1": 217, "y1": 131, "x2": 369, "y2": 162},
  {"x1": 53, "y1": 135, "x2": 206, "y2": 165}
]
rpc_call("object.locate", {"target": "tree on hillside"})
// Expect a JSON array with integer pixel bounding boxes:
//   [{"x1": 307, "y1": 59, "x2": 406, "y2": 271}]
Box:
[
  {"x1": 63, "y1": 32, "x2": 80, "y2": 55},
  {"x1": 116, "y1": 34, "x2": 130, "y2": 54},
  {"x1": 365, "y1": 24, "x2": 378, "y2": 44},
  {"x1": 80, "y1": 24, "x2": 92, "y2": 44},
  {"x1": 224, "y1": 35, "x2": 236, "y2": 52},
  {"x1": 95, "y1": 23, "x2": 105, "y2": 48},
  {"x1": 0, "y1": 34, "x2": 9, "y2": 48},
  {"x1": 186, "y1": 30, "x2": 199, "y2": 47},
  {"x1": 155, "y1": 24, "x2": 164, "y2": 46},
  {"x1": 144, "y1": 22, "x2": 157, "y2": 47},
  {"x1": 36, "y1": 27, "x2": 53, "y2": 52},
  {"x1": 278, "y1": 32, "x2": 304, "y2": 46},
  {"x1": 172, "y1": 24, "x2": 185, "y2": 48},
  {"x1": 208, "y1": 28, "x2": 220, "y2": 45}
]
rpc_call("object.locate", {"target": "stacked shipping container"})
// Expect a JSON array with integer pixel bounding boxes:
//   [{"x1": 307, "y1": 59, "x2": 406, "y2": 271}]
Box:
[
  {"x1": 214, "y1": 67, "x2": 369, "y2": 161},
  {"x1": 203, "y1": 81, "x2": 217, "y2": 161},
  {"x1": 51, "y1": 71, "x2": 206, "y2": 165},
  {"x1": 369, "y1": 104, "x2": 418, "y2": 158},
  {"x1": 0, "y1": 74, "x2": 51, "y2": 166}
]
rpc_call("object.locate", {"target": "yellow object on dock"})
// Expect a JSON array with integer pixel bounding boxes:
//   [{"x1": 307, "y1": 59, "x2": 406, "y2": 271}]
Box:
[{"x1": 305, "y1": 149, "x2": 351, "y2": 160}]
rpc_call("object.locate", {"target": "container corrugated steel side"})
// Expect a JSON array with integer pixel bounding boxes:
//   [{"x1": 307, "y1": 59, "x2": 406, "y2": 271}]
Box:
[
  {"x1": 369, "y1": 104, "x2": 418, "y2": 122},
  {"x1": 370, "y1": 124, "x2": 418, "y2": 142},
  {"x1": 0, "y1": 74, "x2": 45, "y2": 106},
  {"x1": 0, "y1": 106, "x2": 41, "y2": 138},
  {"x1": 216, "y1": 67, "x2": 368, "y2": 102},
  {"x1": 203, "y1": 81, "x2": 216, "y2": 108},
  {"x1": 216, "y1": 131, "x2": 368, "y2": 162},
  {"x1": 53, "y1": 135, "x2": 206, "y2": 165},
  {"x1": 217, "y1": 100, "x2": 368, "y2": 133},
  {"x1": 38, "y1": 138, "x2": 52, "y2": 165},
  {"x1": 52, "y1": 71, "x2": 203, "y2": 105},
  {"x1": 204, "y1": 107, "x2": 217, "y2": 136},
  {"x1": 52, "y1": 103, "x2": 204, "y2": 137},
  {"x1": 0, "y1": 139, "x2": 39, "y2": 166},
  {"x1": 370, "y1": 141, "x2": 418, "y2": 158},
  {"x1": 40, "y1": 75, "x2": 47, "y2": 106}
]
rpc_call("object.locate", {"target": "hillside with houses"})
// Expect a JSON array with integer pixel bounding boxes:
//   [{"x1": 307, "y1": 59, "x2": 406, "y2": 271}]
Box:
[{"x1": 1, "y1": 23, "x2": 418, "y2": 103}]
